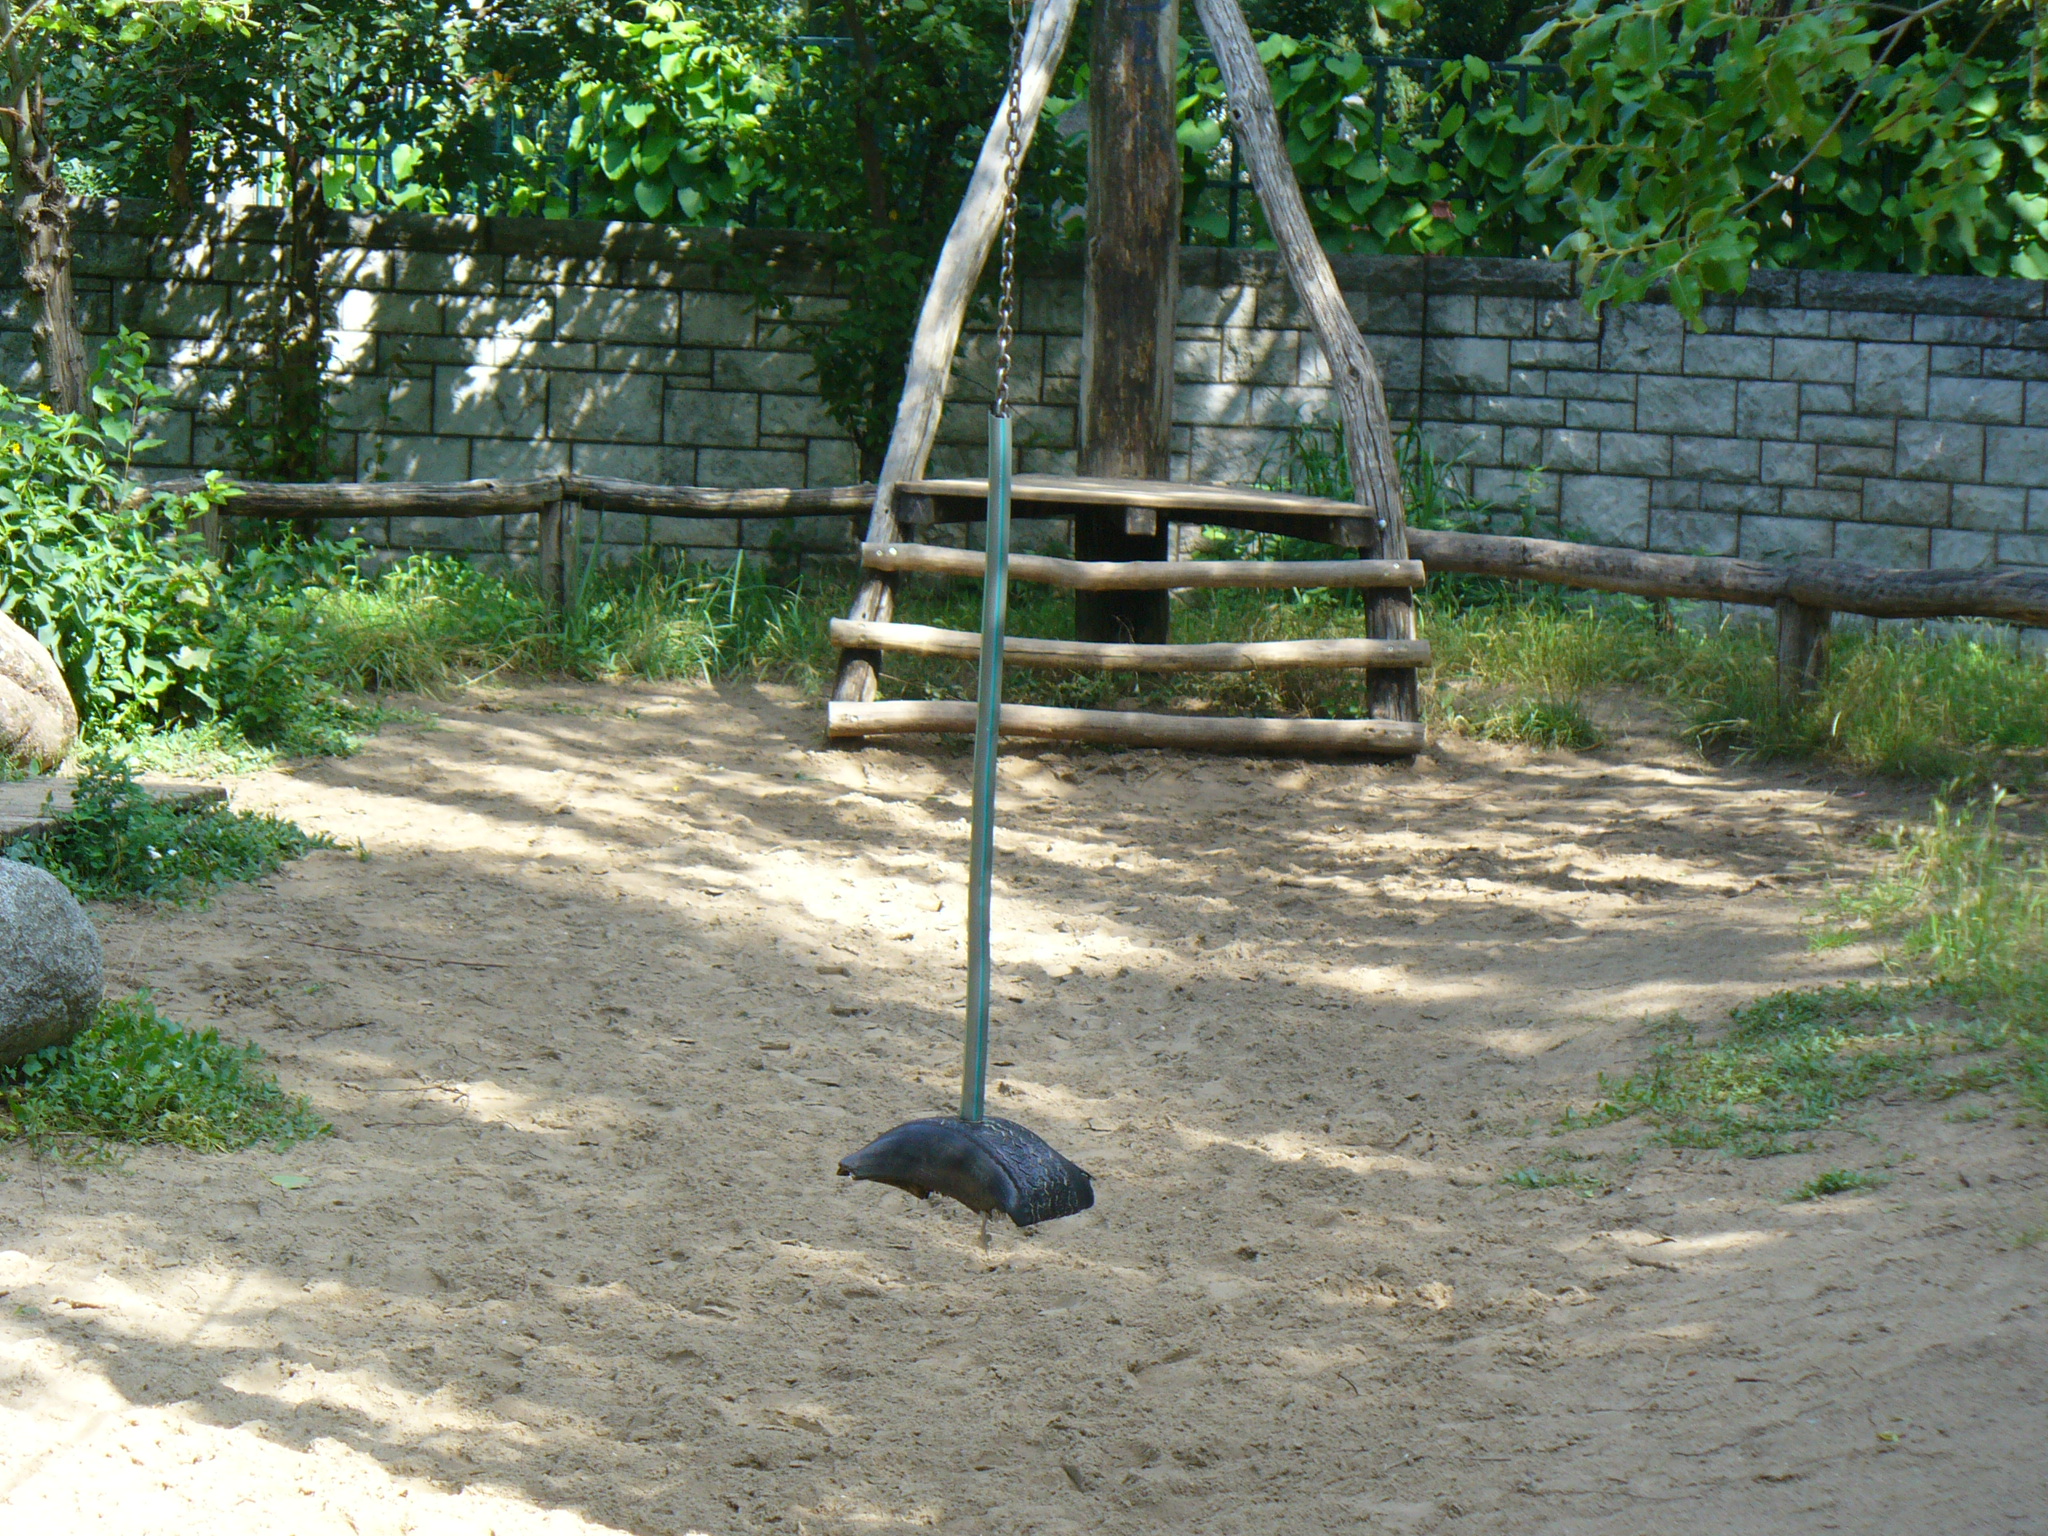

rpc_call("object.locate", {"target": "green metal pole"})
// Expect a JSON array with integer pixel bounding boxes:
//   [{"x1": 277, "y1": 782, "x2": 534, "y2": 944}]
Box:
[{"x1": 961, "y1": 413, "x2": 1013, "y2": 1124}]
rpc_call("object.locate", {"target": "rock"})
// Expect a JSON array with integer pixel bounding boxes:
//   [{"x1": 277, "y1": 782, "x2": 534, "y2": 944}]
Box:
[
  {"x1": 0, "y1": 861, "x2": 104, "y2": 1067},
  {"x1": 0, "y1": 609, "x2": 78, "y2": 772}
]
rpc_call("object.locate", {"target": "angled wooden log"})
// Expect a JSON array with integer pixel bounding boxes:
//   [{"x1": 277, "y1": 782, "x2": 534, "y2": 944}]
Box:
[
  {"x1": 1189, "y1": 0, "x2": 1419, "y2": 727},
  {"x1": 831, "y1": 0, "x2": 1084, "y2": 708}
]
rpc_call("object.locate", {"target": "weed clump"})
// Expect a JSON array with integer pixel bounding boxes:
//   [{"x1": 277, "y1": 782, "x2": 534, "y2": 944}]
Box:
[
  {"x1": 1787, "y1": 1168, "x2": 1891, "y2": 1201},
  {"x1": 0, "y1": 994, "x2": 327, "y2": 1154},
  {"x1": 4, "y1": 752, "x2": 335, "y2": 903}
]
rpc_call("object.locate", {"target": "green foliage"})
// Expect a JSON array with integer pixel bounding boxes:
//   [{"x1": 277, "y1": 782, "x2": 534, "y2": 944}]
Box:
[
  {"x1": 1786, "y1": 1167, "x2": 1891, "y2": 1200},
  {"x1": 1565, "y1": 986, "x2": 1997, "y2": 1155},
  {"x1": 306, "y1": 547, "x2": 836, "y2": 697},
  {"x1": 1829, "y1": 788, "x2": 2048, "y2": 1026},
  {"x1": 0, "y1": 331, "x2": 231, "y2": 732},
  {"x1": 0, "y1": 993, "x2": 328, "y2": 1154},
  {"x1": 4, "y1": 751, "x2": 337, "y2": 903},
  {"x1": 1500, "y1": 1162, "x2": 1604, "y2": 1191}
]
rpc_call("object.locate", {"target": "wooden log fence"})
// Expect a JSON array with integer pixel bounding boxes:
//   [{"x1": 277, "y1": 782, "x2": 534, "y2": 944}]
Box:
[{"x1": 143, "y1": 474, "x2": 2048, "y2": 706}]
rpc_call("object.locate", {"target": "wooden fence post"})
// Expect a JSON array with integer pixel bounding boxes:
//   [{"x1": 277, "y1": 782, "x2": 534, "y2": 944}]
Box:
[
  {"x1": 1775, "y1": 598, "x2": 1830, "y2": 711},
  {"x1": 539, "y1": 495, "x2": 570, "y2": 615}
]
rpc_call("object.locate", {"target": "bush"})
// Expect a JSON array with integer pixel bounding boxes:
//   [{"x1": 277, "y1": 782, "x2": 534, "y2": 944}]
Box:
[
  {"x1": 0, "y1": 993, "x2": 327, "y2": 1153},
  {"x1": 4, "y1": 751, "x2": 336, "y2": 902},
  {"x1": 0, "y1": 330, "x2": 231, "y2": 732}
]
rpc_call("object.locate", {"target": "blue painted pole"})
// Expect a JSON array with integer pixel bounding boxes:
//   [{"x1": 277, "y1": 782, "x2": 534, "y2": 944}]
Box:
[{"x1": 961, "y1": 412, "x2": 1013, "y2": 1124}]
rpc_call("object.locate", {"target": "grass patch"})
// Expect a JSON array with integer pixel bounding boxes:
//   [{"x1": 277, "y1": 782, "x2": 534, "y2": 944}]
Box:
[
  {"x1": 1572, "y1": 791, "x2": 2048, "y2": 1155},
  {"x1": 1786, "y1": 1167, "x2": 1891, "y2": 1201},
  {"x1": 0, "y1": 994, "x2": 328, "y2": 1155},
  {"x1": 4, "y1": 752, "x2": 335, "y2": 903},
  {"x1": 1500, "y1": 1165, "x2": 1606, "y2": 1193}
]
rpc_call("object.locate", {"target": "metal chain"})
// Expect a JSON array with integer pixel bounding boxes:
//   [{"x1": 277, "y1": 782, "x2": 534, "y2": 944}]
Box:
[{"x1": 993, "y1": 0, "x2": 1024, "y2": 419}]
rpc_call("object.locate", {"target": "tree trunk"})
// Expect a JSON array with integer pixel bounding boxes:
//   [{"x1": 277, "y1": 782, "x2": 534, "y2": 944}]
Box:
[
  {"x1": 1075, "y1": 0, "x2": 1179, "y2": 645},
  {"x1": 0, "y1": 2, "x2": 90, "y2": 418},
  {"x1": 1190, "y1": 0, "x2": 1420, "y2": 725},
  {"x1": 276, "y1": 141, "x2": 330, "y2": 526}
]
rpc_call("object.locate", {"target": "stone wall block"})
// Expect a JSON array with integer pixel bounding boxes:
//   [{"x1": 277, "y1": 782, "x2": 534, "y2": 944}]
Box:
[
  {"x1": 1926, "y1": 375, "x2": 2022, "y2": 424},
  {"x1": 1599, "y1": 305, "x2": 1683, "y2": 373},
  {"x1": 1950, "y1": 485, "x2": 2028, "y2": 531},
  {"x1": 1801, "y1": 414, "x2": 1895, "y2": 448},
  {"x1": 1779, "y1": 487, "x2": 1862, "y2": 518},
  {"x1": 1421, "y1": 293, "x2": 1477, "y2": 336},
  {"x1": 1566, "y1": 400, "x2": 1635, "y2": 430},
  {"x1": 1829, "y1": 311, "x2": 1914, "y2": 342},
  {"x1": 1420, "y1": 421, "x2": 1503, "y2": 468},
  {"x1": 1734, "y1": 307, "x2": 1830, "y2": 337},
  {"x1": 1534, "y1": 299, "x2": 1601, "y2": 340},
  {"x1": 471, "y1": 438, "x2": 571, "y2": 478},
  {"x1": 1861, "y1": 478, "x2": 1950, "y2": 526},
  {"x1": 1855, "y1": 342, "x2": 1930, "y2": 415},
  {"x1": 665, "y1": 388, "x2": 760, "y2": 448},
  {"x1": 1740, "y1": 515, "x2": 1834, "y2": 558},
  {"x1": 1773, "y1": 337, "x2": 1857, "y2": 382},
  {"x1": 1542, "y1": 428, "x2": 1600, "y2": 471},
  {"x1": 1510, "y1": 337, "x2": 1599, "y2": 370},
  {"x1": 1423, "y1": 335, "x2": 1509, "y2": 392},
  {"x1": 448, "y1": 295, "x2": 553, "y2": 340},
  {"x1": 1221, "y1": 328, "x2": 1299, "y2": 385},
  {"x1": 555, "y1": 288, "x2": 680, "y2": 345},
  {"x1": 435, "y1": 365, "x2": 548, "y2": 439},
  {"x1": 570, "y1": 443, "x2": 696, "y2": 484},
  {"x1": 1760, "y1": 440, "x2": 1817, "y2": 487},
  {"x1": 646, "y1": 516, "x2": 739, "y2": 549},
  {"x1": 713, "y1": 350, "x2": 817, "y2": 394},
  {"x1": 1474, "y1": 394, "x2": 1563, "y2": 427},
  {"x1": 1650, "y1": 509, "x2": 1740, "y2": 555},
  {"x1": 1930, "y1": 344, "x2": 1983, "y2": 376},
  {"x1": 1984, "y1": 348, "x2": 2048, "y2": 382},
  {"x1": 1635, "y1": 375, "x2": 1738, "y2": 434},
  {"x1": 392, "y1": 251, "x2": 501, "y2": 293},
  {"x1": 1599, "y1": 432, "x2": 1671, "y2": 476},
  {"x1": 2027, "y1": 381, "x2": 2048, "y2": 427},
  {"x1": 1984, "y1": 426, "x2": 2048, "y2": 486},
  {"x1": 1735, "y1": 380, "x2": 1802, "y2": 440},
  {"x1": 1671, "y1": 435, "x2": 1759, "y2": 482},
  {"x1": 1895, "y1": 419, "x2": 1983, "y2": 482},
  {"x1": 333, "y1": 288, "x2": 443, "y2": 336},
  {"x1": 391, "y1": 513, "x2": 502, "y2": 552},
  {"x1": 1683, "y1": 334, "x2": 1771, "y2": 377},
  {"x1": 1474, "y1": 296, "x2": 1536, "y2": 338},
  {"x1": 1550, "y1": 370, "x2": 1636, "y2": 402},
  {"x1": 1560, "y1": 474, "x2": 1649, "y2": 544},
  {"x1": 550, "y1": 371, "x2": 664, "y2": 443},
  {"x1": 1836, "y1": 522, "x2": 1930, "y2": 565},
  {"x1": 1702, "y1": 483, "x2": 1780, "y2": 514},
  {"x1": 697, "y1": 447, "x2": 807, "y2": 488},
  {"x1": 1931, "y1": 528, "x2": 1997, "y2": 567},
  {"x1": 123, "y1": 282, "x2": 229, "y2": 338},
  {"x1": 1816, "y1": 443, "x2": 1894, "y2": 478}
]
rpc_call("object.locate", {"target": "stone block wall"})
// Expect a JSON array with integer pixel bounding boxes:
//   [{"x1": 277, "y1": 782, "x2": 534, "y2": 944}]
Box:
[{"x1": 9, "y1": 203, "x2": 2046, "y2": 582}]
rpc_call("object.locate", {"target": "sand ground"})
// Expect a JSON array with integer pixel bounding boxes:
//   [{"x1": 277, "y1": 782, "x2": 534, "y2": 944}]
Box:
[{"x1": 1, "y1": 679, "x2": 2043, "y2": 1536}]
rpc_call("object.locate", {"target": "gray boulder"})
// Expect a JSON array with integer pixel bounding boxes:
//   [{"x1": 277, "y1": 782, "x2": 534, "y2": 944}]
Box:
[
  {"x1": 0, "y1": 609, "x2": 78, "y2": 772},
  {"x1": 0, "y1": 861, "x2": 104, "y2": 1067}
]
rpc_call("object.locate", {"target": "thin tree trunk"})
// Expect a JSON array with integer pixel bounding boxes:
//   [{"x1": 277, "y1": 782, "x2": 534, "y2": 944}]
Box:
[
  {"x1": 275, "y1": 140, "x2": 329, "y2": 514},
  {"x1": 840, "y1": 3, "x2": 893, "y2": 228},
  {"x1": 0, "y1": 0, "x2": 90, "y2": 417},
  {"x1": 1189, "y1": 0, "x2": 1420, "y2": 725}
]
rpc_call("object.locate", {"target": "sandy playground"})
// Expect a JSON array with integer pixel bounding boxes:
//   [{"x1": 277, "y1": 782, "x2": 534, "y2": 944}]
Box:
[{"x1": 1, "y1": 680, "x2": 2043, "y2": 1535}]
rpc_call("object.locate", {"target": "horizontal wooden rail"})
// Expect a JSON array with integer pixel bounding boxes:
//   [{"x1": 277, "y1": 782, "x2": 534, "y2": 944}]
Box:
[
  {"x1": 128, "y1": 474, "x2": 2048, "y2": 628},
  {"x1": 1407, "y1": 529, "x2": 2048, "y2": 628},
  {"x1": 827, "y1": 700, "x2": 1426, "y2": 754},
  {"x1": 831, "y1": 618, "x2": 1431, "y2": 671},
  {"x1": 860, "y1": 541, "x2": 1423, "y2": 590},
  {"x1": 140, "y1": 475, "x2": 878, "y2": 520}
]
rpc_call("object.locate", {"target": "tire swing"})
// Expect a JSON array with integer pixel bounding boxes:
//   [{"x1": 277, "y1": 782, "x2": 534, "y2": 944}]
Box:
[{"x1": 837, "y1": 0, "x2": 1094, "y2": 1238}]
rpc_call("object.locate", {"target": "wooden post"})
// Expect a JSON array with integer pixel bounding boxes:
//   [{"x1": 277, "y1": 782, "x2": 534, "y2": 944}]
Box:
[
  {"x1": 831, "y1": 0, "x2": 1084, "y2": 708},
  {"x1": 539, "y1": 496, "x2": 572, "y2": 615},
  {"x1": 1775, "y1": 598, "x2": 1830, "y2": 712},
  {"x1": 1074, "y1": 0, "x2": 1179, "y2": 645},
  {"x1": 1190, "y1": 0, "x2": 1420, "y2": 727}
]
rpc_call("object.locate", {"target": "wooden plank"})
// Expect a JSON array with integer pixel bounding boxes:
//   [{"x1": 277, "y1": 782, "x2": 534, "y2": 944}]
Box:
[
  {"x1": 831, "y1": 618, "x2": 1430, "y2": 671},
  {"x1": 860, "y1": 541, "x2": 1423, "y2": 590},
  {"x1": 1190, "y1": 0, "x2": 1417, "y2": 725},
  {"x1": 828, "y1": 699, "x2": 1425, "y2": 753},
  {"x1": 897, "y1": 473, "x2": 1363, "y2": 517},
  {"x1": 1077, "y1": 0, "x2": 1179, "y2": 644},
  {"x1": 833, "y1": 0, "x2": 1084, "y2": 706},
  {"x1": 0, "y1": 778, "x2": 225, "y2": 848}
]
